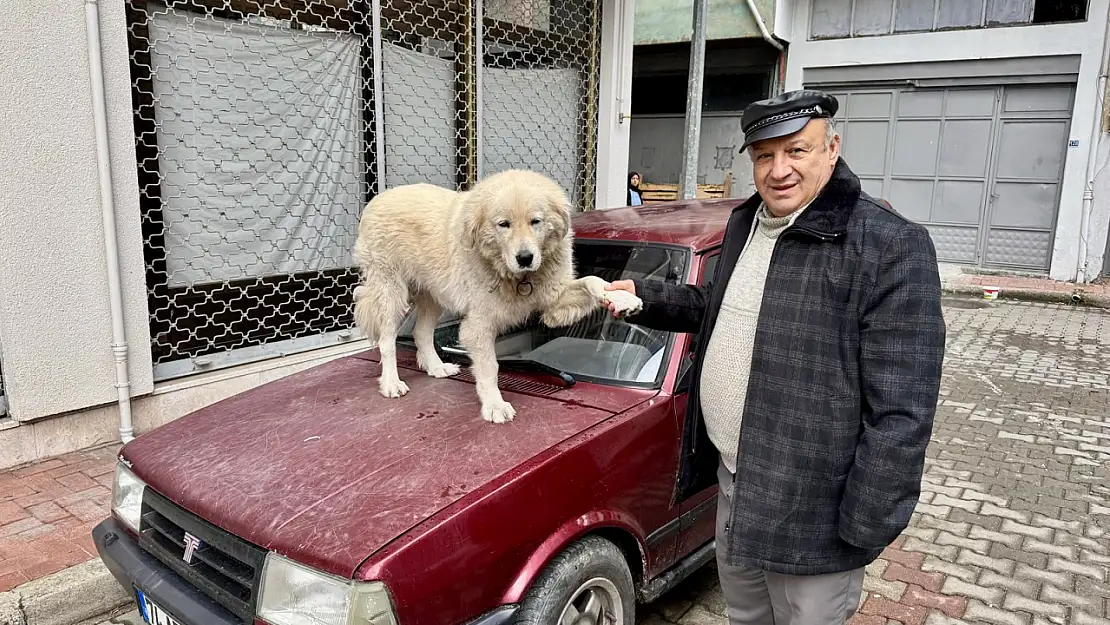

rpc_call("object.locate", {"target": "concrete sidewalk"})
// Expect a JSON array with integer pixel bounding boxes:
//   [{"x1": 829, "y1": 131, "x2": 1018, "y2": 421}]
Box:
[{"x1": 940, "y1": 264, "x2": 1110, "y2": 308}]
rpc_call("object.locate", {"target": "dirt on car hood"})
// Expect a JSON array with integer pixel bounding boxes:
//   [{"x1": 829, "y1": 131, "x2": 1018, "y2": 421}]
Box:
[{"x1": 122, "y1": 351, "x2": 655, "y2": 577}]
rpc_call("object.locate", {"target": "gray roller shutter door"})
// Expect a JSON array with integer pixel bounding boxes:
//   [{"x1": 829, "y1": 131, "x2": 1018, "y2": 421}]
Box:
[{"x1": 823, "y1": 85, "x2": 1073, "y2": 272}]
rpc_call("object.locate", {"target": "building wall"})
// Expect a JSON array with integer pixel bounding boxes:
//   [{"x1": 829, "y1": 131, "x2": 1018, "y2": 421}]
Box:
[
  {"x1": 783, "y1": 0, "x2": 1110, "y2": 282},
  {"x1": 0, "y1": 0, "x2": 154, "y2": 423},
  {"x1": 1091, "y1": 76, "x2": 1110, "y2": 280},
  {"x1": 634, "y1": 0, "x2": 775, "y2": 45},
  {"x1": 597, "y1": 0, "x2": 638, "y2": 209},
  {"x1": 773, "y1": 0, "x2": 795, "y2": 39},
  {"x1": 1095, "y1": 133, "x2": 1110, "y2": 278}
]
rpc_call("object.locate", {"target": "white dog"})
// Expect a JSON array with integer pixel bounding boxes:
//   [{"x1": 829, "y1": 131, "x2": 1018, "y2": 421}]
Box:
[{"x1": 351, "y1": 169, "x2": 643, "y2": 423}]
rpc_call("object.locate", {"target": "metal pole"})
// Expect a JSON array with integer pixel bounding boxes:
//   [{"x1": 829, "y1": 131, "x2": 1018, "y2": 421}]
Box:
[
  {"x1": 678, "y1": 0, "x2": 708, "y2": 200},
  {"x1": 371, "y1": 0, "x2": 386, "y2": 193},
  {"x1": 475, "y1": 0, "x2": 484, "y2": 181}
]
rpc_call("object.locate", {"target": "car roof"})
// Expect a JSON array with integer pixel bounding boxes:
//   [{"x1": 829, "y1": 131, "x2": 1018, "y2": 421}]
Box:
[{"x1": 571, "y1": 198, "x2": 741, "y2": 252}]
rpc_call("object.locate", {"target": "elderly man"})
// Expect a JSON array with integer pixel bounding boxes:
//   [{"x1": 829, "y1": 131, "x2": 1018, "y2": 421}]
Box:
[{"x1": 605, "y1": 90, "x2": 946, "y2": 624}]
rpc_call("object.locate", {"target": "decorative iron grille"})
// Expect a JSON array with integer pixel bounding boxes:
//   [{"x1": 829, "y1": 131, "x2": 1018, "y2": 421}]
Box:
[{"x1": 126, "y1": 0, "x2": 601, "y2": 381}]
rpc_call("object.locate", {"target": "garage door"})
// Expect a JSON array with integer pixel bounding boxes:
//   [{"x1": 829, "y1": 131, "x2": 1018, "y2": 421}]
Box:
[{"x1": 822, "y1": 85, "x2": 1074, "y2": 272}]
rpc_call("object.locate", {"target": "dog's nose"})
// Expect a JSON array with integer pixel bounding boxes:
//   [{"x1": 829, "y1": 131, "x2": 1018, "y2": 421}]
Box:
[{"x1": 516, "y1": 251, "x2": 534, "y2": 268}]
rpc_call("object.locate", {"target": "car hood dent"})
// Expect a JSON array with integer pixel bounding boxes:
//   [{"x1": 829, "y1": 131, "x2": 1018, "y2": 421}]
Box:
[{"x1": 123, "y1": 353, "x2": 652, "y2": 578}]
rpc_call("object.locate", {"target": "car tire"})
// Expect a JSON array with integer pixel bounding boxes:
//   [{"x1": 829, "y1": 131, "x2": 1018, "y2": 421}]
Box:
[{"x1": 515, "y1": 535, "x2": 636, "y2": 625}]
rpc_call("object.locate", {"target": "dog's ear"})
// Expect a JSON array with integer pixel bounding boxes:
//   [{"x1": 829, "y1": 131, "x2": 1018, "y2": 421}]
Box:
[
  {"x1": 460, "y1": 192, "x2": 484, "y2": 250},
  {"x1": 550, "y1": 197, "x2": 572, "y2": 240}
]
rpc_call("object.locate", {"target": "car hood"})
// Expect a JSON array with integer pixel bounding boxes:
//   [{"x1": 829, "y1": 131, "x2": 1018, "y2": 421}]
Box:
[{"x1": 122, "y1": 352, "x2": 654, "y2": 577}]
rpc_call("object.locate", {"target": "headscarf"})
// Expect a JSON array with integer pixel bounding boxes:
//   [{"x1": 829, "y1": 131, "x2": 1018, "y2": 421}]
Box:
[{"x1": 627, "y1": 171, "x2": 642, "y2": 206}]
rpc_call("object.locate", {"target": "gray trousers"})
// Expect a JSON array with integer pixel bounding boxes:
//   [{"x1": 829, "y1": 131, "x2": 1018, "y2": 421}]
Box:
[{"x1": 715, "y1": 462, "x2": 865, "y2": 625}]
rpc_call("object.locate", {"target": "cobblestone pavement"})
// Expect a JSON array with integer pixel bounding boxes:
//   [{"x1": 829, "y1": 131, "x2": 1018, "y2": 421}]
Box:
[{"x1": 639, "y1": 298, "x2": 1110, "y2": 625}]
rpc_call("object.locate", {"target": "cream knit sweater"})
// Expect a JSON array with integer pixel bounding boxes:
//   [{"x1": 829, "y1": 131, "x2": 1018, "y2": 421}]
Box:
[{"x1": 699, "y1": 203, "x2": 806, "y2": 474}]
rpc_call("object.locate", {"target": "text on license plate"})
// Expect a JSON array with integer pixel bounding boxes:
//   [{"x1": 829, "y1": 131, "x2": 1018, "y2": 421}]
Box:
[{"x1": 136, "y1": 589, "x2": 183, "y2": 625}]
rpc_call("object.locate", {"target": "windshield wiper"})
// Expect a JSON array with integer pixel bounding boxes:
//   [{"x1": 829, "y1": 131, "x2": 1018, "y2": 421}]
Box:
[
  {"x1": 439, "y1": 349, "x2": 575, "y2": 387},
  {"x1": 497, "y1": 358, "x2": 576, "y2": 387}
]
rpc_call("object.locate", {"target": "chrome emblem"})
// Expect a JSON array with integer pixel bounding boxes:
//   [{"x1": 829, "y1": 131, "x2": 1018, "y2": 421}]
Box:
[{"x1": 182, "y1": 532, "x2": 202, "y2": 564}]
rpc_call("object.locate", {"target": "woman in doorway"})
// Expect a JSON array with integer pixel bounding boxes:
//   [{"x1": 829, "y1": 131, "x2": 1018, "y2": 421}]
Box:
[{"x1": 627, "y1": 171, "x2": 643, "y2": 206}]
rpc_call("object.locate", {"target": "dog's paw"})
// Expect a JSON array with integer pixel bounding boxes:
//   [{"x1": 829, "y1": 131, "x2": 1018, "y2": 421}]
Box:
[
  {"x1": 580, "y1": 275, "x2": 609, "y2": 299},
  {"x1": 601, "y1": 289, "x2": 643, "y2": 318},
  {"x1": 481, "y1": 400, "x2": 516, "y2": 424},
  {"x1": 378, "y1": 377, "x2": 410, "y2": 398},
  {"x1": 353, "y1": 285, "x2": 369, "y2": 302},
  {"x1": 417, "y1": 352, "x2": 461, "y2": 378},
  {"x1": 426, "y1": 362, "x2": 461, "y2": 378}
]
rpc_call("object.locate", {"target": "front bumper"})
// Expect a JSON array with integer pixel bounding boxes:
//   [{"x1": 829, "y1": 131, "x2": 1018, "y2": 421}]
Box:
[
  {"x1": 93, "y1": 517, "x2": 243, "y2": 625},
  {"x1": 95, "y1": 516, "x2": 519, "y2": 625}
]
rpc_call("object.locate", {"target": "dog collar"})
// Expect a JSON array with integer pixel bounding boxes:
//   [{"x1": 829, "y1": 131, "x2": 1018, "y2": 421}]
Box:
[{"x1": 487, "y1": 277, "x2": 534, "y2": 297}]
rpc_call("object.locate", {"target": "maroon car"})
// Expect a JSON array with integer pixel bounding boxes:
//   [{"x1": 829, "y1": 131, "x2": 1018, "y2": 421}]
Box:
[{"x1": 93, "y1": 200, "x2": 734, "y2": 625}]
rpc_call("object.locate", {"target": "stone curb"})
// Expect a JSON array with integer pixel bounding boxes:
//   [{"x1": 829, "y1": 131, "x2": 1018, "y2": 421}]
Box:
[
  {"x1": 942, "y1": 284, "x2": 1110, "y2": 310},
  {"x1": 0, "y1": 560, "x2": 129, "y2": 625}
]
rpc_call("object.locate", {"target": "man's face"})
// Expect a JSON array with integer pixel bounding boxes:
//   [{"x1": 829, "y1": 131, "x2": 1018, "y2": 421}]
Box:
[{"x1": 747, "y1": 119, "x2": 840, "y2": 217}]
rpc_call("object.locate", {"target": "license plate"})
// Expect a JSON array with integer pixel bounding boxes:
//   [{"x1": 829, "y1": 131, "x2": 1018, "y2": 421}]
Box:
[{"x1": 136, "y1": 589, "x2": 183, "y2": 625}]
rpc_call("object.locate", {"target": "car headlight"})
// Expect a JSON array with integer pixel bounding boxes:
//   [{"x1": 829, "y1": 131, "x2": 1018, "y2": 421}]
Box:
[
  {"x1": 111, "y1": 461, "x2": 146, "y2": 534},
  {"x1": 257, "y1": 553, "x2": 398, "y2": 625}
]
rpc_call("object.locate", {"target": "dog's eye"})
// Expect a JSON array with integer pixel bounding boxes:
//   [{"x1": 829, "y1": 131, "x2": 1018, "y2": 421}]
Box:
[
  {"x1": 497, "y1": 220, "x2": 510, "y2": 228},
  {"x1": 530, "y1": 218, "x2": 542, "y2": 226}
]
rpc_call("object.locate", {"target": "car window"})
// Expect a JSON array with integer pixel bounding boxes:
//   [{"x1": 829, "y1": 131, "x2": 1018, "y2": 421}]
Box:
[
  {"x1": 397, "y1": 242, "x2": 691, "y2": 388},
  {"x1": 676, "y1": 251, "x2": 719, "y2": 389}
]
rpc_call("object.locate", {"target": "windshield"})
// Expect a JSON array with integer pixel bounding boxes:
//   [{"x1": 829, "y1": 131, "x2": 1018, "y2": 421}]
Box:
[{"x1": 397, "y1": 241, "x2": 689, "y2": 387}]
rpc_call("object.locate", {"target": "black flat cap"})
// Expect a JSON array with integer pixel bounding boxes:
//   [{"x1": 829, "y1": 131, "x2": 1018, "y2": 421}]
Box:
[{"x1": 740, "y1": 89, "x2": 839, "y2": 151}]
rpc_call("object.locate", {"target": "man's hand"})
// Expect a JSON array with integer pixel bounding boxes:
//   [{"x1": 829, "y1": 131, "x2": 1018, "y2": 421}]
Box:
[
  {"x1": 603, "y1": 280, "x2": 638, "y2": 318},
  {"x1": 605, "y1": 280, "x2": 636, "y2": 296}
]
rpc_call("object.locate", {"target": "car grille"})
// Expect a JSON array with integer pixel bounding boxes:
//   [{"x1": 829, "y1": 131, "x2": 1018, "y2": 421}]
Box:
[{"x1": 138, "y1": 488, "x2": 266, "y2": 624}]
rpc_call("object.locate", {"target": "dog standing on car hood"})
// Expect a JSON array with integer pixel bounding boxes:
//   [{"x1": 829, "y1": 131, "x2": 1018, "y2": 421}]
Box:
[{"x1": 351, "y1": 169, "x2": 643, "y2": 424}]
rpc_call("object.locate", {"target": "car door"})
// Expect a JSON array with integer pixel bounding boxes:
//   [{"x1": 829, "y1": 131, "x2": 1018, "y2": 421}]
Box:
[{"x1": 673, "y1": 250, "x2": 720, "y2": 558}]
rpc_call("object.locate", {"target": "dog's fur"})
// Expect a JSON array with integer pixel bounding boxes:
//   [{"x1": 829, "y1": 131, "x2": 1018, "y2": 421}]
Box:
[{"x1": 352, "y1": 169, "x2": 642, "y2": 423}]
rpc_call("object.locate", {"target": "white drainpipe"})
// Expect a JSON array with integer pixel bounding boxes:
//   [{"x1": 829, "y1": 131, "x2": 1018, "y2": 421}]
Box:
[
  {"x1": 745, "y1": 0, "x2": 784, "y2": 52},
  {"x1": 84, "y1": 0, "x2": 135, "y2": 442},
  {"x1": 1077, "y1": 15, "x2": 1110, "y2": 284}
]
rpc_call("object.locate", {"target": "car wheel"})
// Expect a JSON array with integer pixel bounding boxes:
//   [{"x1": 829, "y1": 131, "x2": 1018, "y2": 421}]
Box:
[{"x1": 515, "y1": 535, "x2": 636, "y2": 625}]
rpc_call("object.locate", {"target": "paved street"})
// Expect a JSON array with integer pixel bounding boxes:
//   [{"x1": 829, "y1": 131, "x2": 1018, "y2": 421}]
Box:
[{"x1": 639, "y1": 297, "x2": 1110, "y2": 625}]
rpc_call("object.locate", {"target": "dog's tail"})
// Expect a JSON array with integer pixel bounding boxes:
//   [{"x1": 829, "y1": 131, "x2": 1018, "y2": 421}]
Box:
[{"x1": 353, "y1": 292, "x2": 380, "y2": 342}]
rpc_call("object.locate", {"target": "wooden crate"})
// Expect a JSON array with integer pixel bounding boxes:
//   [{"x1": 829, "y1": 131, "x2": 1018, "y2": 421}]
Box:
[{"x1": 638, "y1": 172, "x2": 733, "y2": 205}]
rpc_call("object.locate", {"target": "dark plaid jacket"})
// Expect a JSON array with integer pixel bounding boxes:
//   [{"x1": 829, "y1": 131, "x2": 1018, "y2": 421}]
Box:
[{"x1": 630, "y1": 158, "x2": 945, "y2": 575}]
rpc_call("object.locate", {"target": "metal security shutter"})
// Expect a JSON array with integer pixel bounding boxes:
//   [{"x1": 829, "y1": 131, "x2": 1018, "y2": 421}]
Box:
[
  {"x1": 126, "y1": 0, "x2": 602, "y2": 381},
  {"x1": 985, "y1": 86, "x2": 1073, "y2": 268},
  {"x1": 823, "y1": 85, "x2": 1073, "y2": 272}
]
